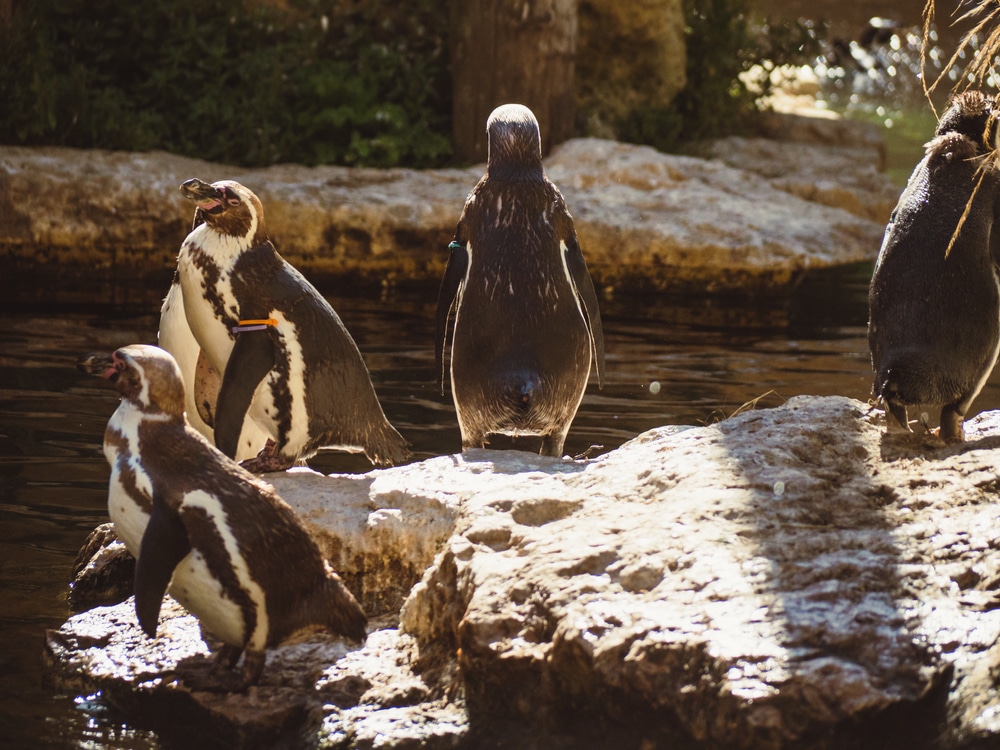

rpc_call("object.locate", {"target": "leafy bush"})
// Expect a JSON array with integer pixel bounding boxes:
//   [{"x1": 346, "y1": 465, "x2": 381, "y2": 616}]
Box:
[
  {"x1": 0, "y1": 0, "x2": 819, "y2": 166},
  {"x1": 0, "y1": 0, "x2": 452, "y2": 167},
  {"x1": 619, "y1": 0, "x2": 823, "y2": 152}
]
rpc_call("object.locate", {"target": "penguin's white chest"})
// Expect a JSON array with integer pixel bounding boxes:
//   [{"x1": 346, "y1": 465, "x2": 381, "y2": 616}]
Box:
[
  {"x1": 177, "y1": 232, "x2": 242, "y2": 374},
  {"x1": 168, "y1": 550, "x2": 248, "y2": 647},
  {"x1": 168, "y1": 490, "x2": 269, "y2": 650},
  {"x1": 103, "y1": 407, "x2": 157, "y2": 557}
]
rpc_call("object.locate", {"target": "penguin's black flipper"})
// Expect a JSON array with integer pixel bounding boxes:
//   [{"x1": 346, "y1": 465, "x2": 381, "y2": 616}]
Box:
[
  {"x1": 215, "y1": 330, "x2": 275, "y2": 459},
  {"x1": 134, "y1": 497, "x2": 191, "y2": 639},
  {"x1": 435, "y1": 240, "x2": 469, "y2": 394},
  {"x1": 563, "y1": 237, "x2": 605, "y2": 387}
]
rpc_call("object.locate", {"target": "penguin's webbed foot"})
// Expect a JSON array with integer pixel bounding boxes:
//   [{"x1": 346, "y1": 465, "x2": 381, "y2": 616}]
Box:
[
  {"x1": 210, "y1": 643, "x2": 243, "y2": 674},
  {"x1": 364, "y1": 425, "x2": 412, "y2": 468},
  {"x1": 240, "y1": 439, "x2": 294, "y2": 474},
  {"x1": 181, "y1": 645, "x2": 264, "y2": 693},
  {"x1": 539, "y1": 432, "x2": 568, "y2": 458},
  {"x1": 885, "y1": 399, "x2": 911, "y2": 433},
  {"x1": 939, "y1": 405, "x2": 966, "y2": 443}
]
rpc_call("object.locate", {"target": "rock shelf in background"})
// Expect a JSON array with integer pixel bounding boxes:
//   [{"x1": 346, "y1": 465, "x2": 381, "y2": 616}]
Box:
[
  {"x1": 2, "y1": 113, "x2": 895, "y2": 297},
  {"x1": 47, "y1": 396, "x2": 1000, "y2": 749}
]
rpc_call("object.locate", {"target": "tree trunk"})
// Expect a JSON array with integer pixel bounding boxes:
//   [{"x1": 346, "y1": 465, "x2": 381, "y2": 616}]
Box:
[{"x1": 450, "y1": 0, "x2": 578, "y2": 164}]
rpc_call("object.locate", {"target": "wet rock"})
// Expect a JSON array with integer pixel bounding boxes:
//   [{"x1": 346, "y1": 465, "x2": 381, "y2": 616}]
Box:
[
  {"x1": 1, "y1": 130, "x2": 891, "y2": 296},
  {"x1": 68, "y1": 522, "x2": 134, "y2": 613},
  {"x1": 48, "y1": 396, "x2": 1000, "y2": 748},
  {"x1": 44, "y1": 598, "x2": 464, "y2": 749}
]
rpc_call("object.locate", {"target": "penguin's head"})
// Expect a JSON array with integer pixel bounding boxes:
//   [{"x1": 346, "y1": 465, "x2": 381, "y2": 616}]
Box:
[
  {"x1": 934, "y1": 91, "x2": 999, "y2": 158},
  {"x1": 486, "y1": 103, "x2": 543, "y2": 177},
  {"x1": 78, "y1": 345, "x2": 185, "y2": 418},
  {"x1": 180, "y1": 178, "x2": 263, "y2": 241}
]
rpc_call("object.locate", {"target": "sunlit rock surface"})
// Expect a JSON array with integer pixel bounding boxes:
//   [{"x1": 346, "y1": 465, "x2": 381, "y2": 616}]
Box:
[
  {"x1": 1, "y1": 116, "x2": 893, "y2": 296},
  {"x1": 48, "y1": 396, "x2": 1000, "y2": 748}
]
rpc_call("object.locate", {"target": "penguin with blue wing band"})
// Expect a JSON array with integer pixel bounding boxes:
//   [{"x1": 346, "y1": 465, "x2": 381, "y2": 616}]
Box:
[{"x1": 436, "y1": 104, "x2": 605, "y2": 457}]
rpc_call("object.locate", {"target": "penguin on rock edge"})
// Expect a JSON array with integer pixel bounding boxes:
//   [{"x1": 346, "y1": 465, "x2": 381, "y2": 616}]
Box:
[
  {"x1": 77, "y1": 344, "x2": 367, "y2": 691},
  {"x1": 868, "y1": 90, "x2": 1000, "y2": 441},
  {"x1": 435, "y1": 103, "x2": 605, "y2": 457},
  {"x1": 162, "y1": 178, "x2": 410, "y2": 472}
]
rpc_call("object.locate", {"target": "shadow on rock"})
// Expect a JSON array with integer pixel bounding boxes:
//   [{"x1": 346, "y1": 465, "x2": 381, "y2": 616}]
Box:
[{"x1": 717, "y1": 396, "x2": 949, "y2": 748}]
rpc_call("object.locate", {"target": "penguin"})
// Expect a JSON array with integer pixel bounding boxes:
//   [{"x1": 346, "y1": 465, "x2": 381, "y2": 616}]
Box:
[
  {"x1": 435, "y1": 103, "x2": 605, "y2": 457},
  {"x1": 77, "y1": 344, "x2": 367, "y2": 691},
  {"x1": 168, "y1": 178, "x2": 410, "y2": 472},
  {"x1": 868, "y1": 90, "x2": 1000, "y2": 441}
]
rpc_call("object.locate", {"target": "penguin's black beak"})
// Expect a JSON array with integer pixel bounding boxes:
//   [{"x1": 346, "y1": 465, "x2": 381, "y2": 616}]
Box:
[
  {"x1": 180, "y1": 178, "x2": 225, "y2": 213},
  {"x1": 77, "y1": 352, "x2": 119, "y2": 381}
]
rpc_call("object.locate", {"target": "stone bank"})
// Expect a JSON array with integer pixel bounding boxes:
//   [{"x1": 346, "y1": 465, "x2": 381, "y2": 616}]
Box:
[
  {"x1": 1, "y1": 112, "x2": 896, "y2": 298},
  {"x1": 47, "y1": 396, "x2": 1000, "y2": 749}
]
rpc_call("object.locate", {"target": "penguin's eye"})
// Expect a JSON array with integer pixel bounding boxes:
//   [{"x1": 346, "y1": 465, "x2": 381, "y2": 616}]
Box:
[{"x1": 216, "y1": 185, "x2": 242, "y2": 208}]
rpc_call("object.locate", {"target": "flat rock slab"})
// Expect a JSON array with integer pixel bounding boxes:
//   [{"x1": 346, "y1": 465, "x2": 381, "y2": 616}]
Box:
[
  {"x1": 1, "y1": 126, "x2": 893, "y2": 296},
  {"x1": 399, "y1": 396, "x2": 1000, "y2": 748},
  {"x1": 48, "y1": 396, "x2": 1000, "y2": 748}
]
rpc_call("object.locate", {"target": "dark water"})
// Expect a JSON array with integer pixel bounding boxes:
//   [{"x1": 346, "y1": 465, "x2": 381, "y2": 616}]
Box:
[{"x1": 5, "y1": 267, "x2": 1000, "y2": 749}]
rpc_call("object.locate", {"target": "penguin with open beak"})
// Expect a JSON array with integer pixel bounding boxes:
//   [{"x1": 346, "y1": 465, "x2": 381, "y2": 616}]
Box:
[
  {"x1": 78, "y1": 344, "x2": 367, "y2": 691},
  {"x1": 160, "y1": 178, "x2": 410, "y2": 472}
]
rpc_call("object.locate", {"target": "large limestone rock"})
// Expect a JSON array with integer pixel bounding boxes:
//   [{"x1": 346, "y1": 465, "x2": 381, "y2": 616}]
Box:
[
  {"x1": 1, "y1": 128, "x2": 893, "y2": 296},
  {"x1": 703, "y1": 135, "x2": 898, "y2": 224},
  {"x1": 47, "y1": 396, "x2": 1000, "y2": 748},
  {"x1": 545, "y1": 137, "x2": 888, "y2": 292}
]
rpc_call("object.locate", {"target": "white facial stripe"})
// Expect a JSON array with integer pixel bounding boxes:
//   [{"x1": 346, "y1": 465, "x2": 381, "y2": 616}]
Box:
[
  {"x1": 183, "y1": 489, "x2": 269, "y2": 650},
  {"x1": 238, "y1": 187, "x2": 260, "y2": 239},
  {"x1": 130, "y1": 358, "x2": 151, "y2": 408}
]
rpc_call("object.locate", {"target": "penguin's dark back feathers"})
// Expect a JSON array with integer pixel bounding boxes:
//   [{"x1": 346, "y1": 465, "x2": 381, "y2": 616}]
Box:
[
  {"x1": 139, "y1": 422, "x2": 366, "y2": 644},
  {"x1": 868, "y1": 90, "x2": 1000, "y2": 407},
  {"x1": 227, "y1": 239, "x2": 405, "y2": 460}
]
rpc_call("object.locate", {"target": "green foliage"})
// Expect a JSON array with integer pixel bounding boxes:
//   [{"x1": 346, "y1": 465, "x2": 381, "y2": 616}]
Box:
[
  {"x1": 619, "y1": 0, "x2": 823, "y2": 153},
  {"x1": 0, "y1": 0, "x2": 452, "y2": 167}
]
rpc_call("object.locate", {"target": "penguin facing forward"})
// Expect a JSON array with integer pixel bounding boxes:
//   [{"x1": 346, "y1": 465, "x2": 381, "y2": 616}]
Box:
[
  {"x1": 77, "y1": 345, "x2": 367, "y2": 691},
  {"x1": 868, "y1": 90, "x2": 1000, "y2": 441},
  {"x1": 169, "y1": 178, "x2": 410, "y2": 472},
  {"x1": 435, "y1": 103, "x2": 605, "y2": 457}
]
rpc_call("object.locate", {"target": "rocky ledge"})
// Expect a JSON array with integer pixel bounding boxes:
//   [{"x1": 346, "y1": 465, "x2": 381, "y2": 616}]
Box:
[
  {"x1": 1, "y1": 113, "x2": 897, "y2": 298},
  {"x1": 47, "y1": 396, "x2": 1000, "y2": 749}
]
